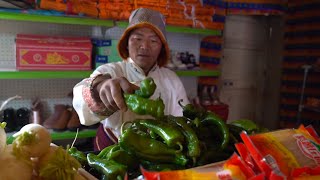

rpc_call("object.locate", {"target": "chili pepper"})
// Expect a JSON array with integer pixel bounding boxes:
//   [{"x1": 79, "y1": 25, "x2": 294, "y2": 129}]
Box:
[
  {"x1": 202, "y1": 112, "x2": 230, "y2": 150},
  {"x1": 87, "y1": 153, "x2": 127, "y2": 180},
  {"x1": 166, "y1": 115, "x2": 201, "y2": 163},
  {"x1": 136, "y1": 119, "x2": 185, "y2": 150},
  {"x1": 135, "y1": 77, "x2": 156, "y2": 98},
  {"x1": 97, "y1": 144, "x2": 118, "y2": 159},
  {"x1": 178, "y1": 99, "x2": 206, "y2": 120},
  {"x1": 119, "y1": 127, "x2": 178, "y2": 156},
  {"x1": 107, "y1": 144, "x2": 121, "y2": 155},
  {"x1": 230, "y1": 119, "x2": 259, "y2": 134},
  {"x1": 135, "y1": 151, "x2": 188, "y2": 166},
  {"x1": 227, "y1": 123, "x2": 245, "y2": 142},
  {"x1": 119, "y1": 127, "x2": 188, "y2": 166},
  {"x1": 131, "y1": 121, "x2": 152, "y2": 137},
  {"x1": 124, "y1": 94, "x2": 165, "y2": 118},
  {"x1": 107, "y1": 149, "x2": 139, "y2": 168},
  {"x1": 67, "y1": 147, "x2": 87, "y2": 166},
  {"x1": 140, "y1": 160, "x2": 184, "y2": 171},
  {"x1": 148, "y1": 129, "x2": 159, "y2": 139}
]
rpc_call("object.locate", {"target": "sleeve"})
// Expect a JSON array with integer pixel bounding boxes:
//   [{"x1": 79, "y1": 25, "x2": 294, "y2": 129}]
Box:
[
  {"x1": 72, "y1": 64, "x2": 119, "y2": 126},
  {"x1": 73, "y1": 80, "x2": 102, "y2": 126}
]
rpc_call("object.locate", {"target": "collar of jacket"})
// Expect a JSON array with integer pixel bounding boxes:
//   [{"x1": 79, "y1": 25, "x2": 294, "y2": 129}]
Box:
[{"x1": 128, "y1": 57, "x2": 159, "y2": 76}]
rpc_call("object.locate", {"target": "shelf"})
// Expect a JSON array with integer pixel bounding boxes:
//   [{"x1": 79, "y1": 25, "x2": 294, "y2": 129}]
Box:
[
  {"x1": 0, "y1": 11, "x2": 114, "y2": 27},
  {"x1": 6, "y1": 129, "x2": 97, "y2": 144},
  {"x1": 116, "y1": 21, "x2": 222, "y2": 36},
  {"x1": 0, "y1": 11, "x2": 221, "y2": 36},
  {"x1": 0, "y1": 71, "x2": 92, "y2": 79},
  {"x1": 0, "y1": 70, "x2": 220, "y2": 79}
]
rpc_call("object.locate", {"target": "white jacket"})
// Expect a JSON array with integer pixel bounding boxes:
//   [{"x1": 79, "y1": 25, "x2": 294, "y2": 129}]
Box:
[{"x1": 73, "y1": 58, "x2": 190, "y2": 138}]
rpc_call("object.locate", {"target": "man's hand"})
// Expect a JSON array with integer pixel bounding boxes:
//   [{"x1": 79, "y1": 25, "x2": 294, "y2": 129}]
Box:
[{"x1": 96, "y1": 77, "x2": 139, "y2": 113}]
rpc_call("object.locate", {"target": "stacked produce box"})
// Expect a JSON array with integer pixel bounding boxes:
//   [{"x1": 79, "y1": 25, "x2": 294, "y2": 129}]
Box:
[
  {"x1": 39, "y1": 0, "x2": 99, "y2": 17},
  {"x1": 38, "y1": 0, "x2": 225, "y2": 30}
]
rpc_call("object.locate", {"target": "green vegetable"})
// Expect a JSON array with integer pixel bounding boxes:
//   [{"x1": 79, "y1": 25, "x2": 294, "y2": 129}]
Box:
[
  {"x1": 107, "y1": 149, "x2": 138, "y2": 168},
  {"x1": 124, "y1": 94, "x2": 165, "y2": 118},
  {"x1": 227, "y1": 123, "x2": 245, "y2": 142},
  {"x1": 176, "y1": 101, "x2": 229, "y2": 151},
  {"x1": 230, "y1": 119, "x2": 259, "y2": 134},
  {"x1": 67, "y1": 147, "x2": 87, "y2": 166},
  {"x1": 131, "y1": 124, "x2": 151, "y2": 138},
  {"x1": 166, "y1": 115, "x2": 200, "y2": 163},
  {"x1": 135, "y1": 77, "x2": 156, "y2": 98},
  {"x1": 106, "y1": 144, "x2": 121, "y2": 156},
  {"x1": 149, "y1": 130, "x2": 159, "y2": 139},
  {"x1": 201, "y1": 112, "x2": 230, "y2": 150},
  {"x1": 0, "y1": 122, "x2": 6, "y2": 129},
  {"x1": 136, "y1": 119, "x2": 184, "y2": 149},
  {"x1": 140, "y1": 160, "x2": 184, "y2": 171},
  {"x1": 178, "y1": 99, "x2": 207, "y2": 120},
  {"x1": 119, "y1": 127, "x2": 187, "y2": 166},
  {"x1": 136, "y1": 152, "x2": 187, "y2": 167},
  {"x1": 87, "y1": 153, "x2": 127, "y2": 180},
  {"x1": 39, "y1": 146, "x2": 81, "y2": 180},
  {"x1": 97, "y1": 144, "x2": 118, "y2": 159}
]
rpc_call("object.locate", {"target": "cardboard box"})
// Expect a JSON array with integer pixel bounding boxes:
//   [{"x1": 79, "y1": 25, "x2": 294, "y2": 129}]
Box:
[
  {"x1": 16, "y1": 34, "x2": 92, "y2": 70},
  {"x1": 91, "y1": 38, "x2": 122, "y2": 69}
]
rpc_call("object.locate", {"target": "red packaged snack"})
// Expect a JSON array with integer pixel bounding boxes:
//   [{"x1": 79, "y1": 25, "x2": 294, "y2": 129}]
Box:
[{"x1": 240, "y1": 125, "x2": 320, "y2": 179}]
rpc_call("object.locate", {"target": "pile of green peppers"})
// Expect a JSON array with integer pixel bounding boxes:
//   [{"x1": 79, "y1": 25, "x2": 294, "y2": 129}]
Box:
[
  {"x1": 122, "y1": 77, "x2": 234, "y2": 169},
  {"x1": 68, "y1": 144, "x2": 138, "y2": 180},
  {"x1": 67, "y1": 77, "x2": 266, "y2": 179}
]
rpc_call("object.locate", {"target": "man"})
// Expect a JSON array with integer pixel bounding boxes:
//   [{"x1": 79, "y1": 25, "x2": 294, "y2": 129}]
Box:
[{"x1": 73, "y1": 8, "x2": 190, "y2": 151}]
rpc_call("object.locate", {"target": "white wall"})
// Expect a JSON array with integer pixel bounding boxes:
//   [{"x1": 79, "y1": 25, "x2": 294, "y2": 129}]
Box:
[{"x1": 220, "y1": 15, "x2": 283, "y2": 129}]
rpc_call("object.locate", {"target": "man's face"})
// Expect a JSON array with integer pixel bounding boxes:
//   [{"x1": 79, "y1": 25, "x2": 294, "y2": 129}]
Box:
[{"x1": 128, "y1": 27, "x2": 162, "y2": 74}]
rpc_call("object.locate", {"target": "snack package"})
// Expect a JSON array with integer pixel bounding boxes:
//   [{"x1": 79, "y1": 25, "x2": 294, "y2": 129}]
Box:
[
  {"x1": 141, "y1": 159, "x2": 248, "y2": 180},
  {"x1": 239, "y1": 125, "x2": 320, "y2": 179},
  {"x1": 140, "y1": 125, "x2": 320, "y2": 180}
]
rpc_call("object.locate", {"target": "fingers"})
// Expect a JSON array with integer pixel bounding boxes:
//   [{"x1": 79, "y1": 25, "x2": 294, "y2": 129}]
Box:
[
  {"x1": 114, "y1": 77, "x2": 140, "y2": 111},
  {"x1": 110, "y1": 81, "x2": 127, "y2": 111},
  {"x1": 99, "y1": 86, "x2": 118, "y2": 112},
  {"x1": 98, "y1": 77, "x2": 138, "y2": 113},
  {"x1": 120, "y1": 78, "x2": 140, "y2": 94}
]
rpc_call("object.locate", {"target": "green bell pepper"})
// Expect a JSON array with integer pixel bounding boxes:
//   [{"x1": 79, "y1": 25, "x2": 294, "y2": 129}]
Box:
[
  {"x1": 166, "y1": 115, "x2": 201, "y2": 162},
  {"x1": 87, "y1": 153, "x2": 127, "y2": 180},
  {"x1": 97, "y1": 144, "x2": 118, "y2": 159},
  {"x1": 67, "y1": 147, "x2": 87, "y2": 166},
  {"x1": 135, "y1": 77, "x2": 156, "y2": 98},
  {"x1": 178, "y1": 99, "x2": 207, "y2": 120},
  {"x1": 201, "y1": 112, "x2": 230, "y2": 150},
  {"x1": 119, "y1": 127, "x2": 188, "y2": 166},
  {"x1": 136, "y1": 119, "x2": 185, "y2": 149},
  {"x1": 124, "y1": 94, "x2": 165, "y2": 118}
]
